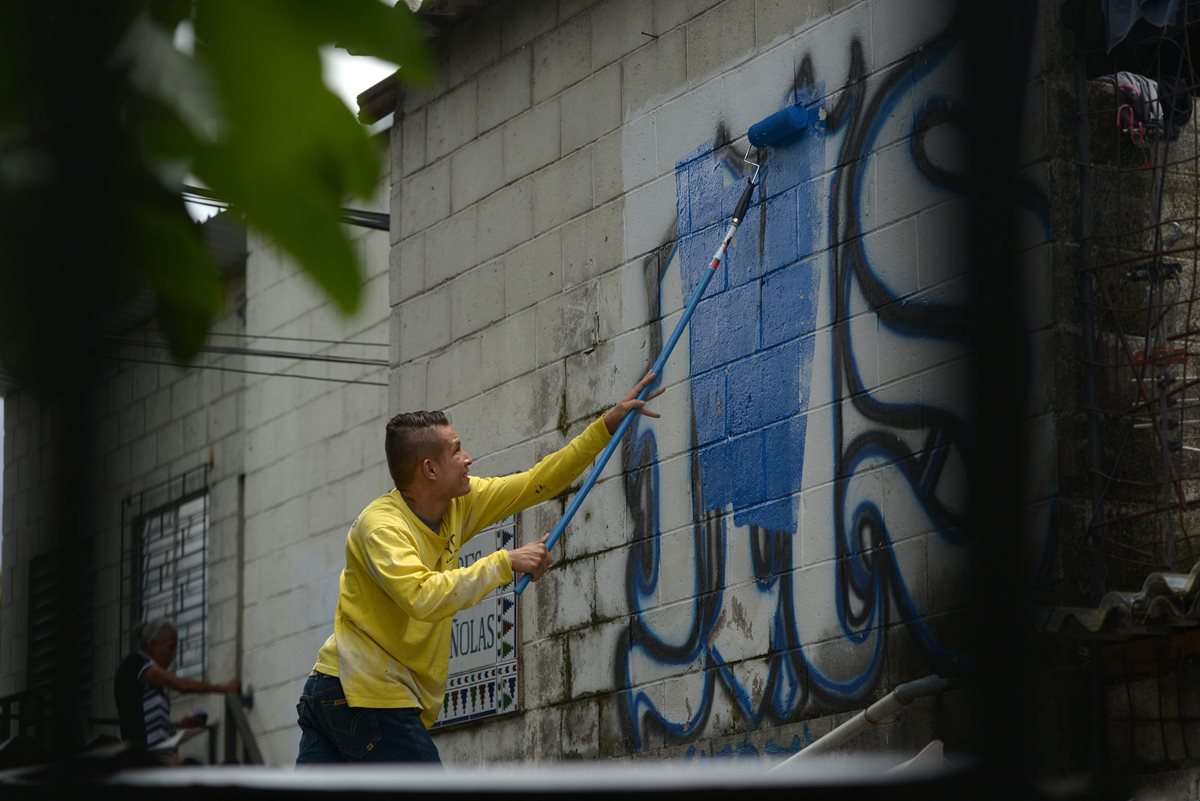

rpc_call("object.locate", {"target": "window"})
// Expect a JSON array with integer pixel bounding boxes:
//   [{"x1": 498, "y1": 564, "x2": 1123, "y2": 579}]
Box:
[{"x1": 121, "y1": 467, "x2": 209, "y2": 678}]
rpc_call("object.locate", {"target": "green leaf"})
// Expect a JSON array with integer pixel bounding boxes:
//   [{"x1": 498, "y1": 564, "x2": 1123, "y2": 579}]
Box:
[{"x1": 119, "y1": 200, "x2": 225, "y2": 359}]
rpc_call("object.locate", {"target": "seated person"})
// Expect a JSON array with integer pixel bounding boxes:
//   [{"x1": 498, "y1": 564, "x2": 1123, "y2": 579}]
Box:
[{"x1": 114, "y1": 618, "x2": 240, "y2": 764}]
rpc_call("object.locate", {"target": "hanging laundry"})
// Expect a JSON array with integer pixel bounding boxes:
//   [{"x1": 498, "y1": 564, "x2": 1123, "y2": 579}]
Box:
[
  {"x1": 1095, "y1": 71, "x2": 1163, "y2": 144},
  {"x1": 1102, "y1": 0, "x2": 1182, "y2": 52}
]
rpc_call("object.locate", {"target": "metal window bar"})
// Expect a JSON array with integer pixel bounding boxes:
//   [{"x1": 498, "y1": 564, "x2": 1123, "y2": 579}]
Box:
[{"x1": 120, "y1": 466, "x2": 210, "y2": 681}]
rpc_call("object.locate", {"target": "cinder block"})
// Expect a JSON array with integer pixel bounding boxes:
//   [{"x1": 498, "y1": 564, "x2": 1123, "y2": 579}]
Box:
[
  {"x1": 622, "y1": 28, "x2": 686, "y2": 120},
  {"x1": 155, "y1": 422, "x2": 183, "y2": 468},
  {"x1": 562, "y1": 64, "x2": 621, "y2": 154},
  {"x1": 427, "y1": 340, "x2": 482, "y2": 412},
  {"x1": 504, "y1": 98, "x2": 562, "y2": 182},
  {"x1": 399, "y1": 159, "x2": 451, "y2": 238},
  {"x1": 876, "y1": 307, "x2": 965, "y2": 386},
  {"x1": 478, "y1": 47, "x2": 532, "y2": 133},
  {"x1": 476, "y1": 363, "x2": 564, "y2": 447},
  {"x1": 210, "y1": 393, "x2": 239, "y2": 441},
  {"x1": 426, "y1": 81, "x2": 478, "y2": 163},
  {"x1": 502, "y1": 0, "x2": 559, "y2": 52},
  {"x1": 447, "y1": 5, "x2": 503, "y2": 87},
  {"x1": 916, "y1": 198, "x2": 968, "y2": 289},
  {"x1": 723, "y1": 44, "x2": 796, "y2": 149},
  {"x1": 481, "y1": 308, "x2": 536, "y2": 390},
  {"x1": 620, "y1": 112, "x2": 660, "y2": 192},
  {"x1": 504, "y1": 228, "x2": 563, "y2": 315},
  {"x1": 563, "y1": 697, "x2": 601, "y2": 758},
  {"x1": 560, "y1": 0, "x2": 600, "y2": 21},
  {"x1": 393, "y1": 359, "x2": 428, "y2": 411},
  {"x1": 524, "y1": 636, "x2": 568, "y2": 706},
  {"x1": 400, "y1": 109, "x2": 426, "y2": 177},
  {"x1": 596, "y1": 257, "x2": 655, "y2": 341},
  {"x1": 563, "y1": 199, "x2": 625, "y2": 288},
  {"x1": 793, "y1": 3, "x2": 872, "y2": 102},
  {"x1": 533, "y1": 13, "x2": 591, "y2": 103},
  {"x1": 862, "y1": 217, "x2": 919, "y2": 302},
  {"x1": 425, "y1": 207, "x2": 480, "y2": 288},
  {"x1": 653, "y1": 79, "x2": 723, "y2": 175},
  {"x1": 623, "y1": 174, "x2": 676, "y2": 261},
  {"x1": 593, "y1": 546, "x2": 632, "y2": 621},
  {"x1": 553, "y1": 558, "x2": 596, "y2": 633},
  {"x1": 565, "y1": 476, "x2": 627, "y2": 560},
  {"x1": 170, "y1": 373, "x2": 201, "y2": 420},
  {"x1": 450, "y1": 260, "x2": 506, "y2": 340},
  {"x1": 871, "y1": 0, "x2": 956, "y2": 71},
  {"x1": 654, "y1": 453, "x2": 696, "y2": 536},
  {"x1": 653, "y1": 0, "x2": 724, "y2": 35},
  {"x1": 532, "y1": 146, "x2": 593, "y2": 235},
  {"x1": 524, "y1": 705, "x2": 565, "y2": 762},
  {"x1": 592, "y1": 0, "x2": 654, "y2": 69},
  {"x1": 562, "y1": 339, "x2": 618, "y2": 423},
  {"x1": 118, "y1": 401, "x2": 145, "y2": 447},
  {"x1": 592, "y1": 128, "x2": 623, "y2": 205},
  {"x1": 450, "y1": 128, "x2": 504, "y2": 212},
  {"x1": 399, "y1": 284, "x2": 452, "y2": 361},
  {"x1": 686, "y1": 1, "x2": 755, "y2": 86},
  {"x1": 182, "y1": 408, "x2": 206, "y2": 453},
  {"x1": 392, "y1": 232, "x2": 425, "y2": 305},
  {"x1": 478, "y1": 179, "x2": 533, "y2": 262},
  {"x1": 401, "y1": 46, "x2": 451, "y2": 115},
  {"x1": 535, "y1": 281, "x2": 598, "y2": 362},
  {"x1": 756, "y1": 0, "x2": 826, "y2": 48},
  {"x1": 657, "y1": 526, "x2": 699, "y2": 606}
]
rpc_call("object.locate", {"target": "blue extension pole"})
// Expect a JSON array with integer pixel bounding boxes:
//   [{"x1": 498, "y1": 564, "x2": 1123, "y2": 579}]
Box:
[{"x1": 514, "y1": 173, "x2": 760, "y2": 595}]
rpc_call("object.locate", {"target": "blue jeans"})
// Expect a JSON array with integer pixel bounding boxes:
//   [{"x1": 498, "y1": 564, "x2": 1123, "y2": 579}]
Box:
[{"x1": 295, "y1": 672, "x2": 441, "y2": 765}]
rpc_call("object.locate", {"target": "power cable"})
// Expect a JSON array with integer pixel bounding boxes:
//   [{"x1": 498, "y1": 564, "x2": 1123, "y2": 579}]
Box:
[
  {"x1": 106, "y1": 336, "x2": 388, "y2": 367},
  {"x1": 110, "y1": 355, "x2": 387, "y2": 388}
]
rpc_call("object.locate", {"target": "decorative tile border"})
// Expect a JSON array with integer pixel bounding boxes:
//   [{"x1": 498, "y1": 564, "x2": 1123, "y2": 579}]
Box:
[{"x1": 435, "y1": 517, "x2": 519, "y2": 727}]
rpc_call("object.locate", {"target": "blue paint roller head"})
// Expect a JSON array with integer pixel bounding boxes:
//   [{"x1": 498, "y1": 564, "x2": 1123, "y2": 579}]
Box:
[{"x1": 747, "y1": 103, "x2": 825, "y2": 148}]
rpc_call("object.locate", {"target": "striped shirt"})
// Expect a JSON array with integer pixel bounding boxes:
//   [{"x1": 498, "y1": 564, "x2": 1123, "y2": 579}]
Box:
[{"x1": 114, "y1": 652, "x2": 175, "y2": 752}]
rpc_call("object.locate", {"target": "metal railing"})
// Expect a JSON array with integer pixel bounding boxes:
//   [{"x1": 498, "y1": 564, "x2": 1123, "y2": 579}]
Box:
[{"x1": 0, "y1": 686, "x2": 261, "y2": 767}]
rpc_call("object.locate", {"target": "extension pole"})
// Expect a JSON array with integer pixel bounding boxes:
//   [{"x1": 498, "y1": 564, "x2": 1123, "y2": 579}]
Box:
[{"x1": 514, "y1": 172, "x2": 760, "y2": 595}]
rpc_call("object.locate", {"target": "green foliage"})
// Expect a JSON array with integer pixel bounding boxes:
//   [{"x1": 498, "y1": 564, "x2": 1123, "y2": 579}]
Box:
[{"x1": 0, "y1": 0, "x2": 429, "y2": 391}]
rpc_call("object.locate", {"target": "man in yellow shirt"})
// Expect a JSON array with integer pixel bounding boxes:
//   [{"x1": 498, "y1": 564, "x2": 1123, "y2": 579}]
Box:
[{"x1": 296, "y1": 374, "x2": 663, "y2": 764}]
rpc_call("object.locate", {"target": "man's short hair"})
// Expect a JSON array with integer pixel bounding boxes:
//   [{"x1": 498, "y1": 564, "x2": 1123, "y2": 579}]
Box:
[
  {"x1": 385, "y1": 411, "x2": 450, "y2": 489},
  {"x1": 137, "y1": 618, "x2": 177, "y2": 651}
]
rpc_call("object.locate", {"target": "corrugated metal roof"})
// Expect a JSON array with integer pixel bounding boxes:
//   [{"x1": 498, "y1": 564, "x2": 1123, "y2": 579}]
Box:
[{"x1": 1035, "y1": 561, "x2": 1200, "y2": 640}]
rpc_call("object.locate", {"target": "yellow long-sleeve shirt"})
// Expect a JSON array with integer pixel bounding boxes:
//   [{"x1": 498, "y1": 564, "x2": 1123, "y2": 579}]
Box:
[{"x1": 313, "y1": 416, "x2": 611, "y2": 728}]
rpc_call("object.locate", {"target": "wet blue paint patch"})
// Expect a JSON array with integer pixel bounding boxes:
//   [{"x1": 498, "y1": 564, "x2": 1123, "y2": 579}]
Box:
[
  {"x1": 672, "y1": 111, "x2": 823, "y2": 535},
  {"x1": 763, "y1": 258, "x2": 820, "y2": 347},
  {"x1": 690, "y1": 370, "x2": 726, "y2": 446},
  {"x1": 689, "y1": 282, "x2": 759, "y2": 374},
  {"x1": 726, "y1": 340, "x2": 802, "y2": 434},
  {"x1": 727, "y1": 189, "x2": 799, "y2": 288}
]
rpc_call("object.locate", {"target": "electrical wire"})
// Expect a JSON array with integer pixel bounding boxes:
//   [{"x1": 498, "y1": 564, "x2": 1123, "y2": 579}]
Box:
[
  {"x1": 106, "y1": 335, "x2": 388, "y2": 367},
  {"x1": 202, "y1": 331, "x2": 387, "y2": 348},
  {"x1": 182, "y1": 184, "x2": 389, "y2": 231},
  {"x1": 110, "y1": 355, "x2": 387, "y2": 387}
]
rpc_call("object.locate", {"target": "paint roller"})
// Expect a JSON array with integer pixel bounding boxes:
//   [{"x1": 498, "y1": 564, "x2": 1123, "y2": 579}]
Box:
[{"x1": 514, "y1": 99, "x2": 824, "y2": 595}]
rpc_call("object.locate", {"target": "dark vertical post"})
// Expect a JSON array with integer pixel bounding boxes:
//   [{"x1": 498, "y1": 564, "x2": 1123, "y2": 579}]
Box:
[{"x1": 962, "y1": 0, "x2": 1038, "y2": 795}]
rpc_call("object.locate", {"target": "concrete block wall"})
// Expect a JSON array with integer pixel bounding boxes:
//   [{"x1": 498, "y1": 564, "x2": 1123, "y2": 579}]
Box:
[
  {"x1": 239, "y1": 171, "x2": 393, "y2": 765},
  {"x1": 0, "y1": 288, "x2": 247, "y2": 763},
  {"x1": 387, "y1": 0, "x2": 1056, "y2": 764}
]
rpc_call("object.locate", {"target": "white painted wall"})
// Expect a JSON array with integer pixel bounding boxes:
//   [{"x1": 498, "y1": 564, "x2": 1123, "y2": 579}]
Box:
[{"x1": 387, "y1": 0, "x2": 1055, "y2": 763}]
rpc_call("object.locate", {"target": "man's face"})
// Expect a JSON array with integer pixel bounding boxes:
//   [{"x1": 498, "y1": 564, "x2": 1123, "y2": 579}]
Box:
[
  {"x1": 433, "y1": 426, "x2": 472, "y2": 498},
  {"x1": 146, "y1": 632, "x2": 178, "y2": 669}
]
